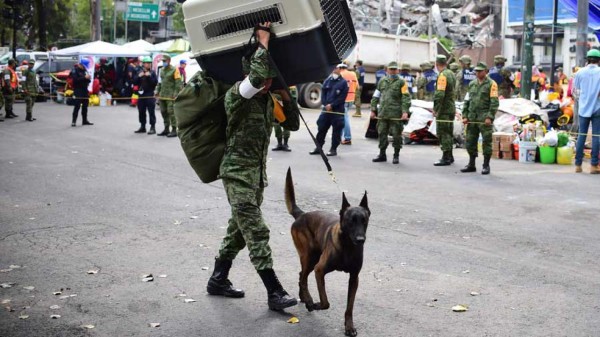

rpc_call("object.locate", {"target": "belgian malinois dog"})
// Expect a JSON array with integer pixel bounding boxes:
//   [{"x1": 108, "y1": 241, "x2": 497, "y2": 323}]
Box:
[{"x1": 285, "y1": 168, "x2": 370, "y2": 337}]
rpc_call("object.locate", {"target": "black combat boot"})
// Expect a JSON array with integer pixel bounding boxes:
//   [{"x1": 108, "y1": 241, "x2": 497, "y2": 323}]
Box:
[
  {"x1": 281, "y1": 138, "x2": 291, "y2": 152},
  {"x1": 167, "y1": 126, "x2": 177, "y2": 138},
  {"x1": 272, "y1": 138, "x2": 284, "y2": 151},
  {"x1": 258, "y1": 269, "x2": 298, "y2": 311},
  {"x1": 147, "y1": 125, "x2": 156, "y2": 135},
  {"x1": 326, "y1": 148, "x2": 337, "y2": 156},
  {"x1": 433, "y1": 151, "x2": 452, "y2": 166},
  {"x1": 134, "y1": 125, "x2": 146, "y2": 133},
  {"x1": 206, "y1": 258, "x2": 245, "y2": 298},
  {"x1": 392, "y1": 149, "x2": 400, "y2": 164},
  {"x1": 481, "y1": 155, "x2": 491, "y2": 175},
  {"x1": 309, "y1": 147, "x2": 322, "y2": 155},
  {"x1": 83, "y1": 120, "x2": 94, "y2": 125},
  {"x1": 449, "y1": 151, "x2": 455, "y2": 164},
  {"x1": 157, "y1": 127, "x2": 169, "y2": 136},
  {"x1": 372, "y1": 150, "x2": 387, "y2": 162},
  {"x1": 460, "y1": 154, "x2": 477, "y2": 173}
]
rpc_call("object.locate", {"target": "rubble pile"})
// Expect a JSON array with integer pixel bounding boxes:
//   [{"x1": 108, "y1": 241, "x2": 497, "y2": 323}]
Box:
[{"x1": 348, "y1": 0, "x2": 500, "y2": 48}]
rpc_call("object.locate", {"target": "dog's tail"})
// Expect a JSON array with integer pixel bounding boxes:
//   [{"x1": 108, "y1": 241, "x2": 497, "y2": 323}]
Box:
[{"x1": 285, "y1": 167, "x2": 304, "y2": 220}]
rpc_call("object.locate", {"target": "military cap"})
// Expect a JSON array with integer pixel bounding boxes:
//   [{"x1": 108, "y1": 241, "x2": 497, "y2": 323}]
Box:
[
  {"x1": 459, "y1": 55, "x2": 472, "y2": 64},
  {"x1": 161, "y1": 54, "x2": 171, "y2": 61},
  {"x1": 337, "y1": 63, "x2": 349, "y2": 69},
  {"x1": 422, "y1": 62, "x2": 433, "y2": 70},
  {"x1": 387, "y1": 61, "x2": 399, "y2": 69},
  {"x1": 435, "y1": 55, "x2": 447, "y2": 64},
  {"x1": 449, "y1": 62, "x2": 459, "y2": 71},
  {"x1": 400, "y1": 63, "x2": 411, "y2": 71},
  {"x1": 474, "y1": 62, "x2": 487, "y2": 71},
  {"x1": 494, "y1": 55, "x2": 506, "y2": 62}
]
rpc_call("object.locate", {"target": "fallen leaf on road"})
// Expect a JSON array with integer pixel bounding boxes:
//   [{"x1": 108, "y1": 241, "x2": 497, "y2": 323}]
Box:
[
  {"x1": 53, "y1": 292, "x2": 62, "y2": 296},
  {"x1": 279, "y1": 232, "x2": 285, "y2": 235},
  {"x1": 184, "y1": 298, "x2": 196, "y2": 303},
  {"x1": 0, "y1": 269, "x2": 11, "y2": 273},
  {"x1": 9, "y1": 265, "x2": 21, "y2": 269},
  {"x1": 82, "y1": 324, "x2": 95, "y2": 329},
  {"x1": 173, "y1": 220, "x2": 182, "y2": 225},
  {"x1": 287, "y1": 317, "x2": 299, "y2": 324},
  {"x1": 426, "y1": 302, "x2": 435, "y2": 307},
  {"x1": 29, "y1": 218, "x2": 36, "y2": 220},
  {"x1": 158, "y1": 275, "x2": 167, "y2": 278},
  {"x1": 462, "y1": 270, "x2": 470, "y2": 274},
  {"x1": 5, "y1": 306, "x2": 15, "y2": 312},
  {"x1": 149, "y1": 323, "x2": 161, "y2": 328},
  {"x1": 50, "y1": 305, "x2": 60, "y2": 310},
  {"x1": 23, "y1": 286, "x2": 35, "y2": 291},
  {"x1": 0, "y1": 283, "x2": 15, "y2": 288},
  {"x1": 452, "y1": 305, "x2": 469, "y2": 312},
  {"x1": 59, "y1": 296, "x2": 70, "y2": 300},
  {"x1": 190, "y1": 216, "x2": 198, "y2": 219},
  {"x1": 142, "y1": 274, "x2": 154, "y2": 282},
  {"x1": 177, "y1": 294, "x2": 187, "y2": 297},
  {"x1": 87, "y1": 270, "x2": 99, "y2": 275},
  {"x1": 1, "y1": 299, "x2": 10, "y2": 304},
  {"x1": 470, "y1": 292, "x2": 480, "y2": 296},
  {"x1": 201, "y1": 267, "x2": 209, "y2": 271},
  {"x1": 50, "y1": 315, "x2": 61, "y2": 319},
  {"x1": 19, "y1": 315, "x2": 29, "y2": 319}
]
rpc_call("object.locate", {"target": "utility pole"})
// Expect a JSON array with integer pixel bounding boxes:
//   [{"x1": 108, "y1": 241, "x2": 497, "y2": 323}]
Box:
[
  {"x1": 520, "y1": 0, "x2": 535, "y2": 100},
  {"x1": 576, "y1": 0, "x2": 589, "y2": 67},
  {"x1": 549, "y1": 0, "x2": 558, "y2": 87},
  {"x1": 92, "y1": 0, "x2": 102, "y2": 40}
]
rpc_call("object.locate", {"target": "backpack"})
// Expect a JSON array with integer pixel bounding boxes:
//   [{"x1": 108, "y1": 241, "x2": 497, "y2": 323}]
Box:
[{"x1": 174, "y1": 71, "x2": 232, "y2": 183}]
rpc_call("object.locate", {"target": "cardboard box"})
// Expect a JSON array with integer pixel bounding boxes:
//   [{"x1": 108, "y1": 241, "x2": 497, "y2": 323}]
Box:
[
  {"x1": 493, "y1": 132, "x2": 515, "y2": 143},
  {"x1": 492, "y1": 150, "x2": 502, "y2": 159},
  {"x1": 493, "y1": 142, "x2": 501, "y2": 151},
  {"x1": 501, "y1": 150, "x2": 513, "y2": 160},
  {"x1": 500, "y1": 142, "x2": 514, "y2": 152}
]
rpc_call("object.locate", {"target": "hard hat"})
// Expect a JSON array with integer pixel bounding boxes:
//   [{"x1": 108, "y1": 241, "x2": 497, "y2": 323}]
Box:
[
  {"x1": 400, "y1": 63, "x2": 411, "y2": 71},
  {"x1": 459, "y1": 55, "x2": 472, "y2": 64},
  {"x1": 587, "y1": 49, "x2": 600, "y2": 58},
  {"x1": 141, "y1": 56, "x2": 152, "y2": 63},
  {"x1": 474, "y1": 62, "x2": 488, "y2": 71},
  {"x1": 80, "y1": 59, "x2": 90, "y2": 67}
]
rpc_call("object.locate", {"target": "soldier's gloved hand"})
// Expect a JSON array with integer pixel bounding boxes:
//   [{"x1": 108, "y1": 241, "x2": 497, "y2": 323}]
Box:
[
  {"x1": 462, "y1": 117, "x2": 469, "y2": 125},
  {"x1": 485, "y1": 118, "x2": 492, "y2": 126},
  {"x1": 370, "y1": 111, "x2": 376, "y2": 120},
  {"x1": 401, "y1": 112, "x2": 409, "y2": 121}
]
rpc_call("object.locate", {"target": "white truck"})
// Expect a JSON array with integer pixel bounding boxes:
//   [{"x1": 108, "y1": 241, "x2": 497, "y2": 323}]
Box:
[{"x1": 296, "y1": 31, "x2": 441, "y2": 109}]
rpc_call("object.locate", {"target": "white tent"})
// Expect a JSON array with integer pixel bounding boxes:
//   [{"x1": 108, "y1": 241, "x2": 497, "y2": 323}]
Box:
[
  {"x1": 50, "y1": 41, "x2": 151, "y2": 57},
  {"x1": 153, "y1": 40, "x2": 175, "y2": 52},
  {"x1": 122, "y1": 39, "x2": 156, "y2": 52}
]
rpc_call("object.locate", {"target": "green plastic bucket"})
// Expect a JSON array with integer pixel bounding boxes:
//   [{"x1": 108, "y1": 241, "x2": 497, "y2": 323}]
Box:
[{"x1": 539, "y1": 146, "x2": 556, "y2": 164}]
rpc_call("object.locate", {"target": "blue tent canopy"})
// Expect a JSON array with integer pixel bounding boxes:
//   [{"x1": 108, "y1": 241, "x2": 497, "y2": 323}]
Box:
[{"x1": 560, "y1": 0, "x2": 600, "y2": 40}]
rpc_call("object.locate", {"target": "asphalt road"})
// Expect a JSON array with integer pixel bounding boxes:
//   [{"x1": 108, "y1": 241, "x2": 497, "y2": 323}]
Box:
[{"x1": 1, "y1": 101, "x2": 599, "y2": 337}]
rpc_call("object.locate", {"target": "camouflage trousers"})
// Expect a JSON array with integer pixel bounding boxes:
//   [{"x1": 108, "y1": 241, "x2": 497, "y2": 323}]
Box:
[
  {"x1": 436, "y1": 114, "x2": 454, "y2": 152},
  {"x1": 218, "y1": 178, "x2": 273, "y2": 271},
  {"x1": 273, "y1": 123, "x2": 290, "y2": 140},
  {"x1": 159, "y1": 99, "x2": 176, "y2": 130},
  {"x1": 2, "y1": 93, "x2": 14, "y2": 115},
  {"x1": 24, "y1": 93, "x2": 35, "y2": 118},
  {"x1": 377, "y1": 119, "x2": 403, "y2": 152},
  {"x1": 354, "y1": 86, "x2": 362, "y2": 114},
  {"x1": 466, "y1": 123, "x2": 493, "y2": 157}
]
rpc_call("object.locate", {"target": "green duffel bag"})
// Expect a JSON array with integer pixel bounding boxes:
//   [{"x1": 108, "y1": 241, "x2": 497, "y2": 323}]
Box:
[{"x1": 174, "y1": 71, "x2": 232, "y2": 183}]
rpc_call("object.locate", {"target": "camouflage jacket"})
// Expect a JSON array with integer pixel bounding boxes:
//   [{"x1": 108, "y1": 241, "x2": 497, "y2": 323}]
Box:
[
  {"x1": 156, "y1": 65, "x2": 183, "y2": 98},
  {"x1": 219, "y1": 48, "x2": 300, "y2": 188},
  {"x1": 463, "y1": 76, "x2": 499, "y2": 122},
  {"x1": 433, "y1": 68, "x2": 456, "y2": 117},
  {"x1": 22, "y1": 69, "x2": 38, "y2": 93},
  {"x1": 370, "y1": 76, "x2": 411, "y2": 118}
]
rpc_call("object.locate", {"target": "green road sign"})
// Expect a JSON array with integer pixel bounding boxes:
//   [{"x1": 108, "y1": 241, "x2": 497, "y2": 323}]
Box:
[{"x1": 125, "y1": 2, "x2": 160, "y2": 23}]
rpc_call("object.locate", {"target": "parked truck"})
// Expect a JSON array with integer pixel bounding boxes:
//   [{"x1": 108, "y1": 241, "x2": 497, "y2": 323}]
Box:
[{"x1": 296, "y1": 31, "x2": 442, "y2": 109}]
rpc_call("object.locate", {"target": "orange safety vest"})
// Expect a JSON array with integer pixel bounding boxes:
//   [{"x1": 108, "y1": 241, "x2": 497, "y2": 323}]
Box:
[
  {"x1": 341, "y1": 69, "x2": 357, "y2": 103},
  {"x1": 6, "y1": 67, "x2": 18, "y2": 89}
]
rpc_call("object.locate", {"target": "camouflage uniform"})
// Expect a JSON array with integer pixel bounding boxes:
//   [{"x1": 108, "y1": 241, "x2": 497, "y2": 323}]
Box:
[
  {"x1": 156, "y1": 60, "x2": 183, "y2": 134},
  {"x1": 488, "y1": 55, "x2": 514, "y2": 99},
  {"x1": 272, "y1": 86, "x2": 297, "y2": 151},
  {"x1": 399, "y1": 63, "x2": 415, "y2": 99},
  {"x1": 433, "y1": 57, "x2": 456, "y2": 165},
  {"x1": 1, "y1": 64, "x2": 18, "y2": 118},
  {"x1": 0, "y1": 91, "x2": 4, "y2": 121},
  {"x1": 419, "y1": 63, "x2": 437, "y2": 102},
  {"x1": 463, "y1": 62, "x2": 499, "y2": 174},
  {"x1": 416, "y1": 62, "x2": 429, "y2": 100},
  {"x1": 353, "y1": 64, "x2": 365, "y2": 116},
  {"x1": 218, "y1": 47, "x2": 300, "y2": 271},
  {"x1": 371, "y1": 62, "x2": 411, "y2": 160},
  {"x1": 22, "y1": 65, "x2": 39, "y2": 120}
]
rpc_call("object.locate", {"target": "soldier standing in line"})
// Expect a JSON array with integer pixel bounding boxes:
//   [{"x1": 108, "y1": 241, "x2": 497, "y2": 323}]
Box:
[
  {"x1": 488, "y1": 55, "x2": 514, "y2": 98},
  {"x1": 353, "y1": 60, "x2": 365, "y2": 117},
  {"x1": 416, "y1": 62, "x2": 428, "y2": 100},
  {"x1": 155, "y1": 54, "x2": 183, "y2": 138},
  {"x1": 206, "y1": 23, "x2": 300, "y2": 311},
  {"x1": 371, "y1": 61, "x2": 411, "y2": 165},
  {"x1": 461, "y1": 62, "x2": 499, "y2": 175},
  {"x1": 21, "y1": 60, "x2": 38, "y2": 121},
  {"x1": 433, "y1": 55, "x2": 457, "y2": 167},
  {"x1": 1, "y1": 59, "x2": 20, "y2": 119},
  {"x1": 399, "y1": 63, "x2": 415, "y2": 99},
  {"x1": 271, "y1": 86, "x2": 297, "y2": 152},
  {"x1": 456, "y1": 55, "x2": 476, "y2": 101}
]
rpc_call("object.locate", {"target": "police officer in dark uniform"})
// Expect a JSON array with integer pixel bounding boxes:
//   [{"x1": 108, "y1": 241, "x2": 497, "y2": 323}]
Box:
[
  {"x1": 133, "y1": 56, "x2": 158, "y2": 134},
  {"x1": 70, "y1": 60, "x2": 93, "y2": 127}
]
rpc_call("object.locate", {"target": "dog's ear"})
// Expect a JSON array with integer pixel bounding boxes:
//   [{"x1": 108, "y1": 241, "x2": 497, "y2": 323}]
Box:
[
  {"x1": 359, "y1": 191, "x2": 370, "y2": 216},
  {"x1": 340, "y1": 192, "x2": 351, "y2": 217}
]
